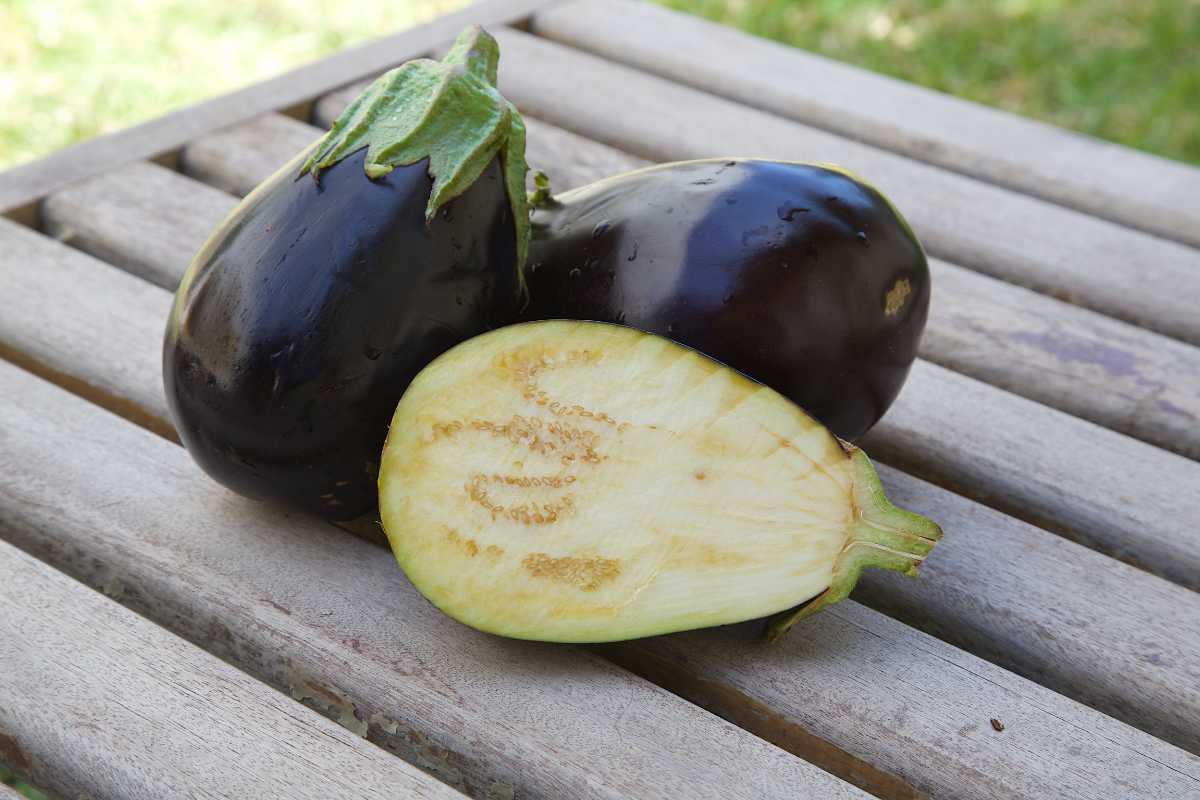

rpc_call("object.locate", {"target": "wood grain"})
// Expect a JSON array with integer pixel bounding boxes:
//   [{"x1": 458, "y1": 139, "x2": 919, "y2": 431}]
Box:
[
  {"x1": 0, "y1": 218, "x2": 173, "y2": 437},
  {"x1": 4, "y1": 209, "x2": 1200, "y2": 757},
  {"x1": 532, "y1": 0, "x2": 1200, "y2": 249},
  {"x1": 0, "y1": 361, "x2": 871, "y2": 800},
  {"x1": 0, "y1": 538, "x2": 466, "y2": 800},
  {"x1": 42, "y1": 161, "x2": 234, "y2": 290},
  {"x1": 306, "y1": 99, "x2": 1200, "y2": 461},
  {"x1": 487, "y1": 28, "x2": 1200, "y2": 347},
  {"x1": 3, "y1": 361, "x2": 1198, "y2": 798},
  {"x1": 0, "y1": 0, "x2": 558, "y2": 220}
]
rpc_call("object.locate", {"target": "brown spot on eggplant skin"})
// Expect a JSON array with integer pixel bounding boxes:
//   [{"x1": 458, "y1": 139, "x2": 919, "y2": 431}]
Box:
[
  {"x1": 884, "y1": 278, "x2": 912, "y2": 316},
  {"x1": 522, "y1": 553, "x2": 620, "y2": 591}
]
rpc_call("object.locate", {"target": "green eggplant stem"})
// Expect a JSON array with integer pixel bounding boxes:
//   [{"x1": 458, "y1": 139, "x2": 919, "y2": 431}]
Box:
[{"x1": 766, "y1": 446, "x2": 943, "y2": 640}]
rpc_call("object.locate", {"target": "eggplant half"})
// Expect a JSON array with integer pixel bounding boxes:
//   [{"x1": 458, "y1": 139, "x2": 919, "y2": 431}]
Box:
[
  {"x1": 524, "y1": 160, "x2": 930, "y2": 440},
  {"x1": 163, "y1": 27, "x2": 530, "y2": 519},
  {"x1": 378, "y1": 320, "x2": 942, "y2": 642}
]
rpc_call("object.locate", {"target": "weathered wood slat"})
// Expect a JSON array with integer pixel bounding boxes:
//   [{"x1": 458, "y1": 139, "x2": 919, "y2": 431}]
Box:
[
  {"x1": 181, "y1": 113, "x2": 323, "y2": 195},
  {"x1": 42, "y1": 124, "x2": 1200, "y2": 593},
  {"x1": 0, "y1": 0, "x2": 557, "y2": 221},
  {"x1": 486, "y1": 29, "x2": 1200, "y2": 347},
  {"x1": 3, "y1": 358, "x2": 1198, "y2": 799},
  {"x1": 0, "y1": 219, "x2": 173, "y2": 439},
  {"x1": 922, "y1": 260, "x2": 1200, "y2": 460},
  {"x1": 532, "y1": 0, "x2": 1200, "y2": 249},
  {"x1": 42, "y1": 161, "x2": 234, "y2": 290},
  {"x1": 0, "y1": 538, "x2": 466, "y2": 800},
  {"x1": 4, "y1": 215, "x2": 1200, "y2": 759}
]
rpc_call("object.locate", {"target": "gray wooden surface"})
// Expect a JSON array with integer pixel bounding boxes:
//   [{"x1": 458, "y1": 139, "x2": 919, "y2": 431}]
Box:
[
  {"x1": 37, "y1": 118, "x2": 1200, "y2": 595},
  {"x1": 17, "y1": 105, "x2": 1200, "y2": 746},
  {"x1": 488, "y1": 28, "x2": 1200, "y2": 347},
  {"x1": 532, "y1": 0, "x2": 1200, "y2": 249},
  {"x1": 0, "y1": 0, "x2": 555, "y2": 221},
  {"x1": 2, "y1": 360, "x2": 1197, "y2": 800},
  {"x1": 43, "y1": 160, "x2": 234, "y2": 290},
  {"x1": 0, "y1": 537, "x2": 466, "y2": 800},
  {"x1": 5, "y1": 203, "x2": 1200, "y2": 755}
]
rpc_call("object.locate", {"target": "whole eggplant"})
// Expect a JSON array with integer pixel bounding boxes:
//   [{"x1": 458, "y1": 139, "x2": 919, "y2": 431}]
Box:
[
  {"x1": 163, "y1": 27, "x2": 530, "y2": 519},
  {"x1": 524, "y1": 160, "x2": 930, "y2": 440}
]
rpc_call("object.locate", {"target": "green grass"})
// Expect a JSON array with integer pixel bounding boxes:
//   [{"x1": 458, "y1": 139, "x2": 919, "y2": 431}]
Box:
[
  {"x1": 656, "y1": 0, "x2": 1200, "y2": 164},
  {"x1": 2, "y1": 0, "x2": 1196, "y2": 171},
  {"x1": 0, "y1": 0, "x2": 468, "y2": 170}
]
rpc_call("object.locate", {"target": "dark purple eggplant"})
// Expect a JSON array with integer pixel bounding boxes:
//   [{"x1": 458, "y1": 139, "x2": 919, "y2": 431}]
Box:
[
  {"x1": 163, "y1": 27, "x2": 530, "y2": 520},
  {"x1": 524, "y1": 160, "x2": 930, "y2": 440}
]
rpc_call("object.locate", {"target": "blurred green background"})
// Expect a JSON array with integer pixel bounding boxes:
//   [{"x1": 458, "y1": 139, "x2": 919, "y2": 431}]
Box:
[{"x1": 2, "y1": 0, "x2": 1197, "y2": 171}]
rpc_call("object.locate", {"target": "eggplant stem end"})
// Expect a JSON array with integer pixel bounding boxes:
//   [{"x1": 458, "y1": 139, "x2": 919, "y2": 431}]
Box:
[{"x1": 766, "y1": 447, "x2": 942, "y2": 640}]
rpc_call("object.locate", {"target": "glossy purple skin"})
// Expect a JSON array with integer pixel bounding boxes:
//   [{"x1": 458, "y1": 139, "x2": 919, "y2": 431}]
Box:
[
  {"x1": 524, "y1": 159, "x2": 930, "y2": 440},
  {"x1": 164, "y1": 149, "x2": 520, "y2": 519}
]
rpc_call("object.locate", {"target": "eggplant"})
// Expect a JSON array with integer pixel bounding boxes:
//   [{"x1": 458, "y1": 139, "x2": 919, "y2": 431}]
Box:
[
  {"x1": 524, "y1": 160, "x2": 930, "y2": 440},
  {"x1": 378, "y1": 320, "x2": 942, "y2": 642},
  {"x1": 163, "y1": 27, "x2": 530, "y2": 520}
]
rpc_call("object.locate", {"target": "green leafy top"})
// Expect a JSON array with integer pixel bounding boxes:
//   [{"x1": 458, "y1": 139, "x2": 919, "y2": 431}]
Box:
[{"x1": 301, "y1": 26, "x2": 530, "y2": 278}]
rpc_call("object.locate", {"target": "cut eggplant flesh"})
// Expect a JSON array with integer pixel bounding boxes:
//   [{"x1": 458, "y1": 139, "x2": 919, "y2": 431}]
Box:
[{"x1": 379, "y1": 321, "x2": 942, "y2": 643}]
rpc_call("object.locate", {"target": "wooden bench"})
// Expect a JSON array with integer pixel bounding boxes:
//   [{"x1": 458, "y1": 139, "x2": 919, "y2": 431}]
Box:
[{"x1": 2, "y1": 1, "x2": 1198, "y2": 797}]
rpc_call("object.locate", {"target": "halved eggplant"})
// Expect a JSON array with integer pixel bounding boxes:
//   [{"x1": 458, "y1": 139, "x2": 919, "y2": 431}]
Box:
[
  {"x1": 378, "y1": 320, "x2": 941, "y2": 642},
  {"x1": 163, "y1": 27, "x2": 529, "y2": 519},
  {"x1": 524, "y1": 160, "x2": 930, "y2": 440}
]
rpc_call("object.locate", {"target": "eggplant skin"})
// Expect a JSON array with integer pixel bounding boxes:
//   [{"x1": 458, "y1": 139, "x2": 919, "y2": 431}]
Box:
[
  {"x1": 524, "y1": 159, "x2": 930, "y2": 440},
  {"x1": 164, "y1": 148, "x2": 520, "y2": 519}
]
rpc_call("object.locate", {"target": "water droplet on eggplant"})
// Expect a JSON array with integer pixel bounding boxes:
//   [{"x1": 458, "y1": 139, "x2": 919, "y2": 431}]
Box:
[
  {"x1": 568, "y1": 268, "x2": 581, "y2": 279},
  {"x1": 592, "y1": 220, "x2": 612, "y2": 239},
  {"x1": 776, "y1": 204, "x2": 811, "y2": 221},
  {"x1": 857, "y1": 231, "x2": 870, "y2": 247}
]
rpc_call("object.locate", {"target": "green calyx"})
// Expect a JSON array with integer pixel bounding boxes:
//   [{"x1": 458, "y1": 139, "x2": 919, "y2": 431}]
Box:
[
  {"x1": 766, "y1": 446, "x2": 943, "y2": 640},
  {"x1": 301, "y1": 26, "x2": 531, "y2": 279}
]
